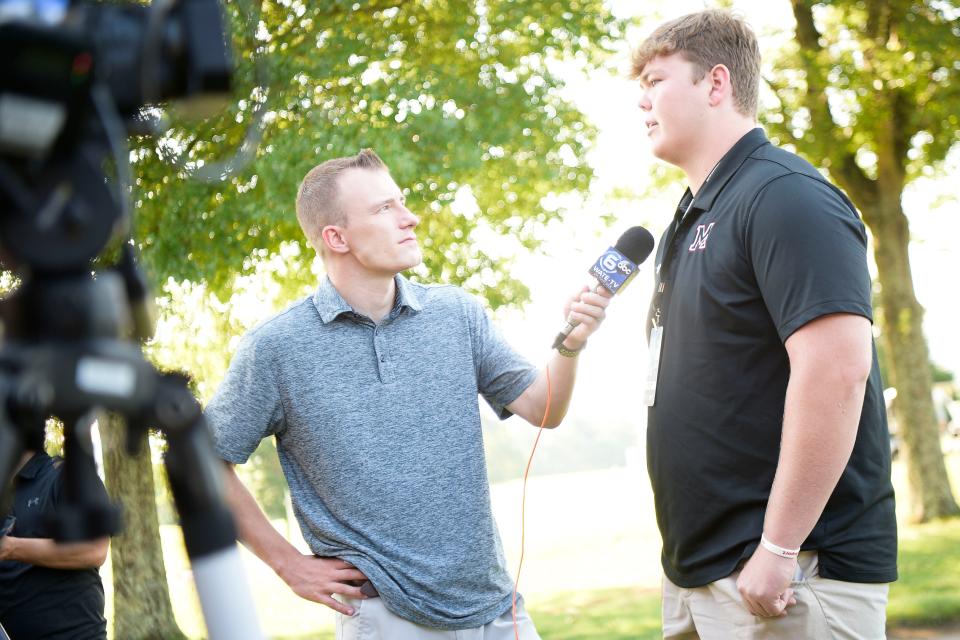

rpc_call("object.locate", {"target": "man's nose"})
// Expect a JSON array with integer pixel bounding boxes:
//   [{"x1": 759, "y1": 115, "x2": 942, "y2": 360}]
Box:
[
  {"x1": 638, "y1": 91, "x2": 652, "y2": 111},
  {"x1": 400, "y1": 205, "x2": 419, "y2": 227}
]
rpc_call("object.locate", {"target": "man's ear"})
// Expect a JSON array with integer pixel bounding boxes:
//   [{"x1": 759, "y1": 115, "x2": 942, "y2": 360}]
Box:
[
  {"x1": 707, "y1": 63, "x2": 732, "y2": 107},
  {"x1": 321, "y1": 225, "x2": 350, "y2": 254}
]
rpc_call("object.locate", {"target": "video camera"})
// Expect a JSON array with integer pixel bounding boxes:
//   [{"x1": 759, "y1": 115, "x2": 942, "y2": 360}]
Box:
[
  {"x1": 0, "y1": 1, "x2": 263, "y2": 637},
  {"x1": 0, "y1": 0, "x2": 231, "y2": 272}
]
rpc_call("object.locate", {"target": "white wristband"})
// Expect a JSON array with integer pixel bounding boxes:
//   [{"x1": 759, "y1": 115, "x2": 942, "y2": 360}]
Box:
[{"x1": 760, "y1": 534, "x2": 800, "y2": 559}]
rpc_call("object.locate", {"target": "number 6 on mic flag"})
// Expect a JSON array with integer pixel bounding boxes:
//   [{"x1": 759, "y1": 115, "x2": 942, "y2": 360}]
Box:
[{"x1": 552, "y1": 226, "x2": 655, "y2": 350}]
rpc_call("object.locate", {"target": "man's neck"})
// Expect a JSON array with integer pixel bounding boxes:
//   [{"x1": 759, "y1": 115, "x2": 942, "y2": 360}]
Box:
[
  {"x1": 685, "y1": 120, "x2": 757, "y2": 195},
  {"x1": 328, "y1": 267, "x2": 397, "y2": 325}
]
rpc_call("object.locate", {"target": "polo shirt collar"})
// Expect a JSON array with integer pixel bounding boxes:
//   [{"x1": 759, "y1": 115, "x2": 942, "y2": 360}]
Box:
[
  {"x1": 313, "y1": 274, "x2": 423, "y2": 324},
  {"x1": 17, "y1": 452, "x2": 48, "y2": 480},
  {"x1": 394, "y1": 274, "x2": 424, "y2": 314},
  {"x1": 687, "y1": 127, "x2": 770, "y2": 216}
]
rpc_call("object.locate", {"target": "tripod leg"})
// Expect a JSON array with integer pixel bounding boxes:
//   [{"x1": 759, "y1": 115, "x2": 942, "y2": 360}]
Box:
[
  {"x1": 154, "y1": 374, "x2": 263, "y2": 640},
  {"x1": 55, "y1": 410, "x2": 121, "y2": 541}
]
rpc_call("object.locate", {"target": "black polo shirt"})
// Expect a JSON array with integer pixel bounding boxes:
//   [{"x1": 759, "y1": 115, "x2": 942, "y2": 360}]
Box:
[
  {"x1": 646, "y1": 128, "x2": 897, "y2": 588},
  {"x1": 0, "y1": 453, "x2": 107, "y2": 639}
]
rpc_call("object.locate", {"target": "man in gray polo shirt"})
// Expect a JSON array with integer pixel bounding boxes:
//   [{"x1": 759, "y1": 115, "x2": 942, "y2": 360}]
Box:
[{"x1": 206, "y1": 149, "x2": 611, "y2": 639}]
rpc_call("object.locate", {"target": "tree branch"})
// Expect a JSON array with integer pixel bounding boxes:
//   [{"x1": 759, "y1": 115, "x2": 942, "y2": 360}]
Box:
[
  {"x1": 865, "y1": 0, "x2": 884, "y2": 42},
  {"x1": 789, "y1": 0, "x2": 875, "y2": 204},
  {"x1": 861, "y1": 2, "x2": 911, "y2": 192}
]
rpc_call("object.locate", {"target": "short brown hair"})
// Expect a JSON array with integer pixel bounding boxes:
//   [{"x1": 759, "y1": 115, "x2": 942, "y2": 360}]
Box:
[
  {"x1": 295, "y1": 149, "x2": 387, "y2": 254},
  {"x1": 630, "y1": 9, "x2": 760, "y2": 117}
]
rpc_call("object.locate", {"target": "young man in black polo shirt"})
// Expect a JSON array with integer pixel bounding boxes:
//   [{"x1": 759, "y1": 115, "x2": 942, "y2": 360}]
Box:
[
  {"x1": 631, "y1": 9, "x2": 897, "y2": 639},
  {"x1": 0, "y1": 450, "x2": 110, "y2": 639}
]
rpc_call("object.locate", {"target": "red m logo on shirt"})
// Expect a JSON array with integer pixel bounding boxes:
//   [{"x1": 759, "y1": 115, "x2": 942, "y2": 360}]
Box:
[{"x1": 688, "y1": 223, "x2": 716, "y2": 252}]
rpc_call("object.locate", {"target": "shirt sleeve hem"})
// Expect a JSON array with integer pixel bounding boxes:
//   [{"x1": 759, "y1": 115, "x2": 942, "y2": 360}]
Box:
[
  {"x1": 778, "y1": 300, "x2": 873, "y2": 343},
  {"x1": 491, "y1": 367, "x2": 540, "y2": 420},
  {"x1": 216, "y1": 448, "x2": 253, "y2": 465}
]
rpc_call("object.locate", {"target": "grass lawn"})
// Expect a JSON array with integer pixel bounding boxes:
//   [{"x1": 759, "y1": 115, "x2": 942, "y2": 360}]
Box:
[
  {"x1": 889, "y1": 518, "x2": 960, "y2": 626},
  {"x1": 523, "y1": 516, "x2": 960, "y2": 640},
  {"x1": 139, "y1": 448, "x2": 960, "y2": 638},
  {"x1": 528, "y1": 587, "x2": 662, "y2": 640},
  {"x1": 887, "y1": 440, "x2": 960, "y2": 628}
]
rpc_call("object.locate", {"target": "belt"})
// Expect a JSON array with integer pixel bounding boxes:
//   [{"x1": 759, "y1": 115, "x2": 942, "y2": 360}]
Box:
[{"x1": 360, "y1": 580, "x2": 379, "y2": 598}]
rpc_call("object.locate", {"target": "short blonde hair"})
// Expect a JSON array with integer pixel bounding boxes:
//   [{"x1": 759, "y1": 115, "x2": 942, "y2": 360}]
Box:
[
  {"x1": 630, "y1": 9, "x2": 761, "y2": 118},
  {"x1": 295, "y1": 149, "x2": 387, "y2": 254}
]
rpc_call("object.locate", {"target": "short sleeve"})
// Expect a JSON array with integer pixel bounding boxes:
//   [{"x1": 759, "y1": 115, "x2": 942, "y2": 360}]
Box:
[
  {"x1": 204, "y1": 333, "x2": 285, "y2": 463},
  {"x1": 746, "y1": 174, "x2": 873, "y2": 342},
  {"x1": 464, "y1": 295, "x2": 538, "y2": 419}
]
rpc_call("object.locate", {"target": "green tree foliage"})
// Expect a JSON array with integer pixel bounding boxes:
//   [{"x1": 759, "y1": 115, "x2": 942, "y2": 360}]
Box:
[
  {"x1": 762, "y1": 0, "x2": 959, "y2": 521},
  {"x1": 134, "y1": 0, "x2": 624, "y2": 309}
]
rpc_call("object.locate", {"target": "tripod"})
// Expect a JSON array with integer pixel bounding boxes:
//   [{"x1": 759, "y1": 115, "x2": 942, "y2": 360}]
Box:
[
  {"x1": 1, "y1": 3, "x2": 267, "y2": 634},
  {"x1": 0, "y1": 262, "x2": 264, "y2": 639}
]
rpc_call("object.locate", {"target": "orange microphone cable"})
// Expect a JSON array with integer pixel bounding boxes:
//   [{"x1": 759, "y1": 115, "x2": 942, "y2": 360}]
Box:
[{"x1": 512, "y1": 364, "x2": 551, "y2": 640}]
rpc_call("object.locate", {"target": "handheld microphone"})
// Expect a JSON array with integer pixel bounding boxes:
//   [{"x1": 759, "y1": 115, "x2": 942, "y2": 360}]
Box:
[{"x1": 551, "y1": 226, "x2": 655, "y2": 350}]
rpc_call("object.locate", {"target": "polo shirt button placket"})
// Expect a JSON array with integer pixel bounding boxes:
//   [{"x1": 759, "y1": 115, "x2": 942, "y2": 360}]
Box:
[{"x1": 374, "y1": 328, "x2": 390, "y2": 383}]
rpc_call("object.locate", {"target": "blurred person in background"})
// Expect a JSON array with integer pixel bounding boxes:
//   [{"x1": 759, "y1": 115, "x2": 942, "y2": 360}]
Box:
[{"x1": 0, "y1": 447, "x2": 109, "y2": 640}]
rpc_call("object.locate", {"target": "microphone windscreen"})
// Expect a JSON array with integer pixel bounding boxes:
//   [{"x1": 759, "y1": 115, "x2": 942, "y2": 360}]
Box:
[{"x1": 614, "y1": 226, "x2": 655, "y2": 265}]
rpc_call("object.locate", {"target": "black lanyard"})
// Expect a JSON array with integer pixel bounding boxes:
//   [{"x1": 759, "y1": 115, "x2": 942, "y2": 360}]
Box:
[
  {"x1": 647, "y1": 153, "x2": 726, "y2": 335},
  {"x1": 649, "y1": 190, "x2": 705, "y2": 333}
]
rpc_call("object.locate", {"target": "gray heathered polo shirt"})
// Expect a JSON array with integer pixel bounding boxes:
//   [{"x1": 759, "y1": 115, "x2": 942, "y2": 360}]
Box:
[{"x1": 205, "y1": 274, "x2": 538, "y2": 629}]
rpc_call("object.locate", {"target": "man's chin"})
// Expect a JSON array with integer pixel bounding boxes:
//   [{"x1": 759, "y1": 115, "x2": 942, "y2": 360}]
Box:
[
  {"x1": 401, "y1": 252, "x2": 423, "y2": 271},
  {"x1": 651, "y1": 142, "x2": 682, "y2": 167}
]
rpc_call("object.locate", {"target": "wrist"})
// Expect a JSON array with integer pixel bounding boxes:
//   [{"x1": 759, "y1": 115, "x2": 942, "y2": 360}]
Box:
[
  {"x1": 759, "y1": 533, "x2": 800, "y2": 559},
  {"x1": 0, "y1": 536, "x2": 18, "y2": 561},
  {"x1": 556, "y1": 339, "x2": 586, "y2": 358},
  {"x1": 272, "y1": 547, "x2": 302, "y2": 584}
]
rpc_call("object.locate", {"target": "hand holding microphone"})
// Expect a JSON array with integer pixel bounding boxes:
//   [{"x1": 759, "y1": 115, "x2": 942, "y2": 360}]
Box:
[{"x1": 552, "y1": 226, "x2": 655, "y2": 350}]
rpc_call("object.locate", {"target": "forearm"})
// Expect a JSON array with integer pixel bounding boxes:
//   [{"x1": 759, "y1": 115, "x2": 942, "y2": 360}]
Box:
[
  {"x1": 763, "y1": 365, "x2": 867, "y2": 549},
  {"x1": 520, "y1": 349, "x2": 581, "y2": 428},
  {"x1": 222, "y1": 463, "x2": 301, "y2": 580},
  {"x1": 221, "y1": 463, "x2": 368, "y2": 613},
  {"x1": 0, "y1": 536, "x2": 108, "y2": 569}
]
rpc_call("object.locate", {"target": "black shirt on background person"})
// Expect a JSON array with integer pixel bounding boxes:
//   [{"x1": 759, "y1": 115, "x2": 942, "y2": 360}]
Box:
[{"x1": 0, "y1": 451, "x2": 110, "y2": 640}]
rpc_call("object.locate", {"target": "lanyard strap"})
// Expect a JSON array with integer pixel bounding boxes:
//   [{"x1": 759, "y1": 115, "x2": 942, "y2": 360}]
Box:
[{"x1": 650, "y1": 191, "x2": 703, "y2": 331}]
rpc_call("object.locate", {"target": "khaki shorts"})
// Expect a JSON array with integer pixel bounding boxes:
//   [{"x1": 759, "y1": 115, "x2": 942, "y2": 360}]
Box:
[
  {"x1": 662, "y1": 551, "x2": 889, "y2": 639},
  {"x1": 335, "y1": 594, "x2": 541, "y2": 640}
]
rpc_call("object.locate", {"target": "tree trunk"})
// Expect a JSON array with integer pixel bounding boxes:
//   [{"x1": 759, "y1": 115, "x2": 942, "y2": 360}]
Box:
[
  {"x1": 866, "y1": 196, "x2": 960, "y2": 522},
  {"x1": 100, "y1": 414, "x2": 187, "y2": 639}
]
